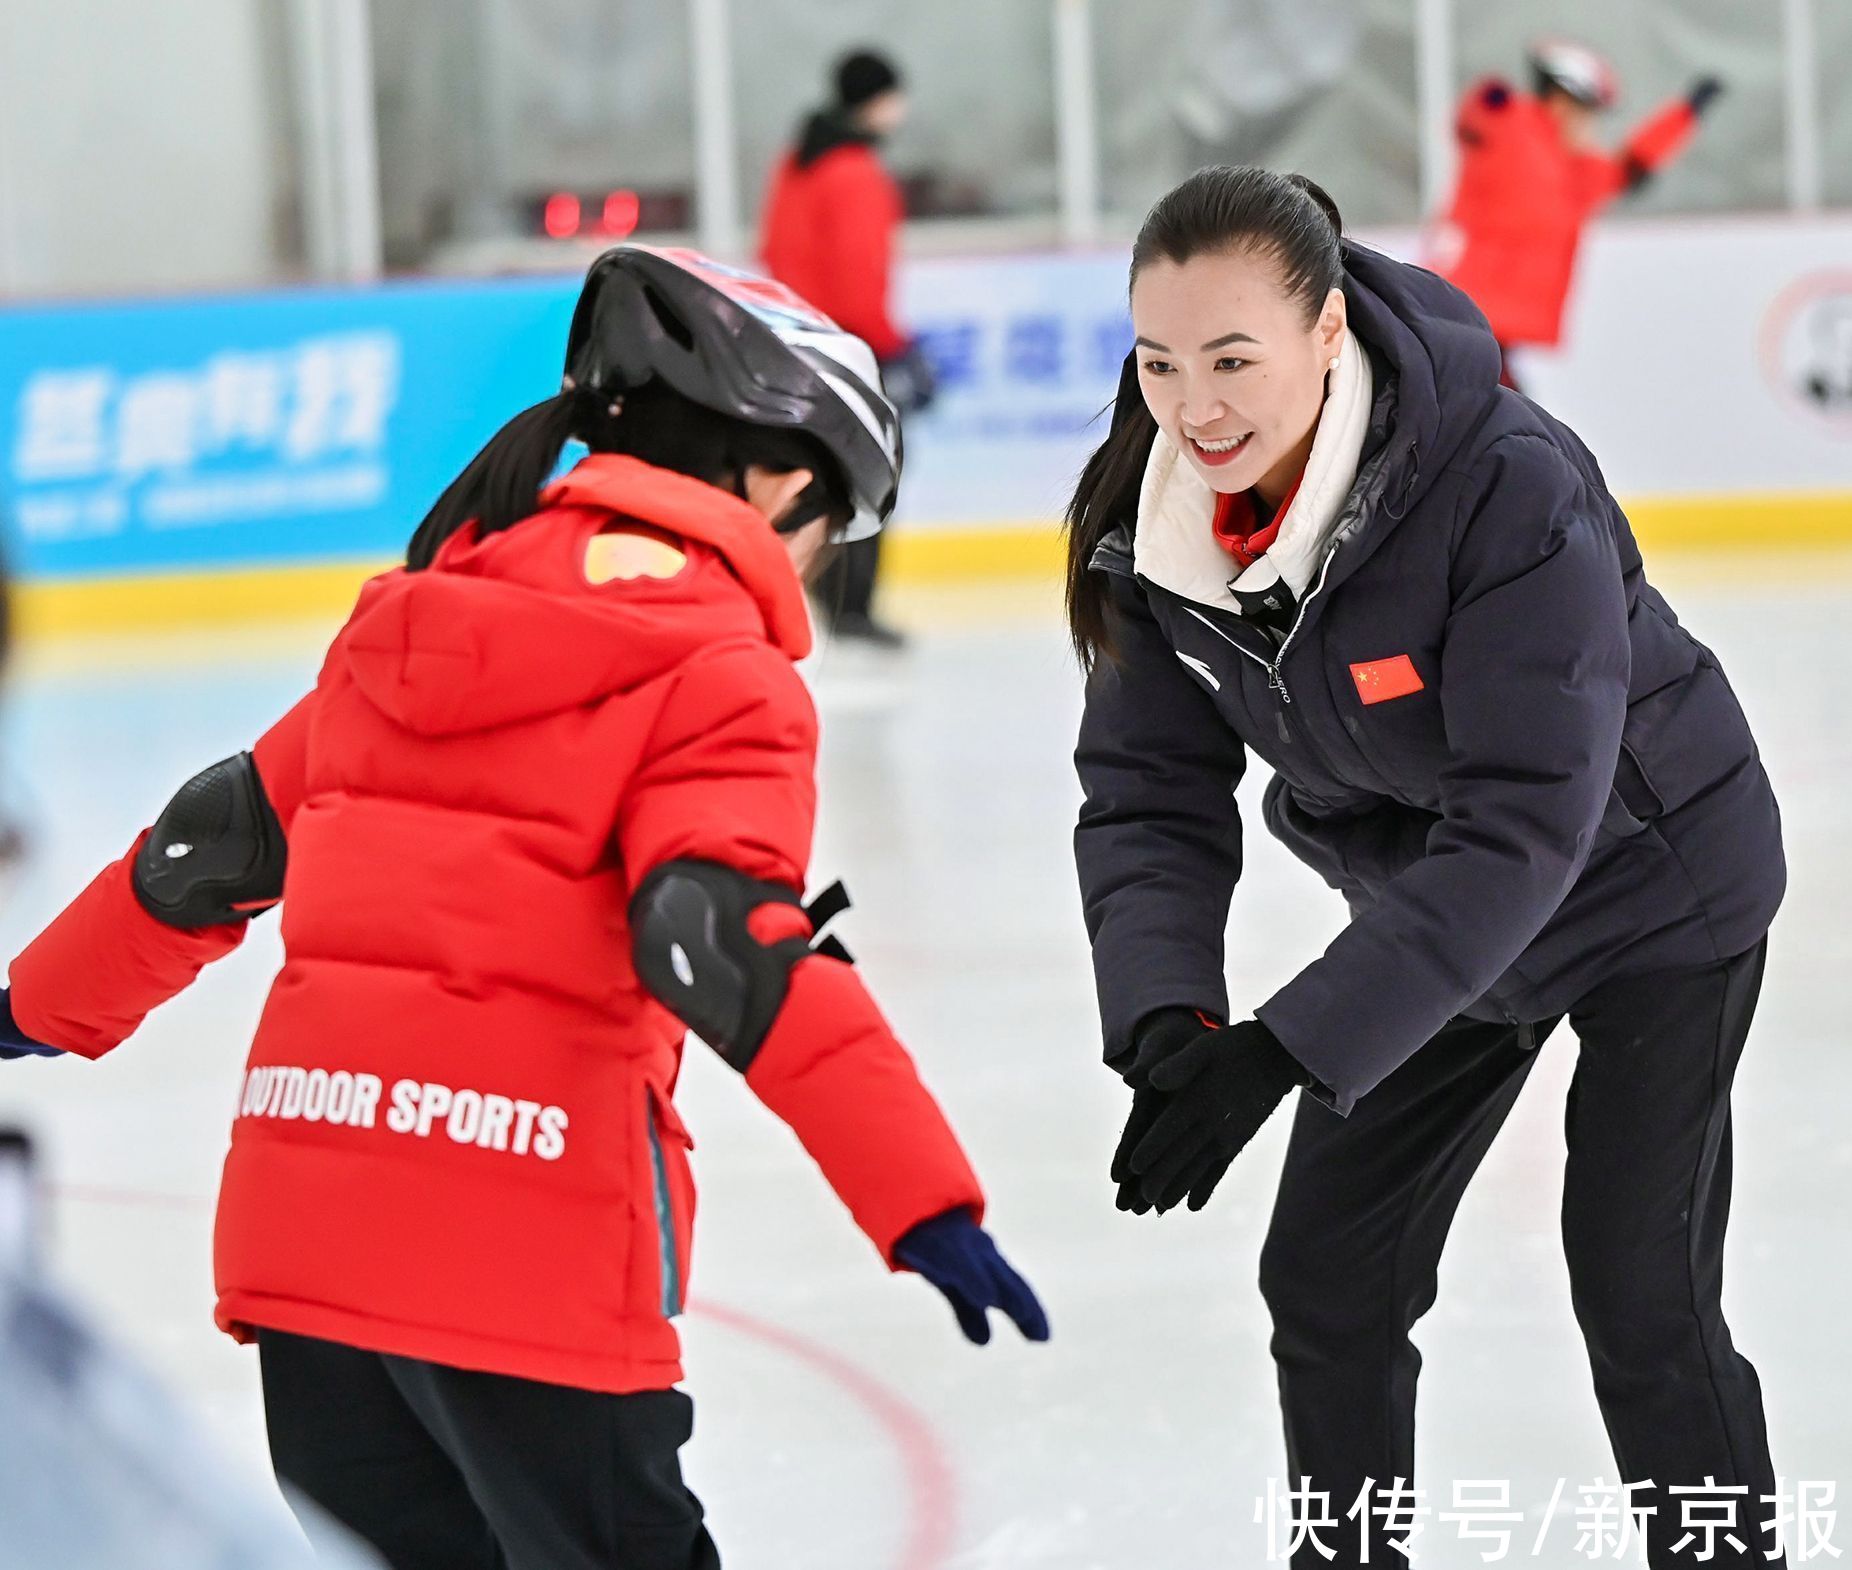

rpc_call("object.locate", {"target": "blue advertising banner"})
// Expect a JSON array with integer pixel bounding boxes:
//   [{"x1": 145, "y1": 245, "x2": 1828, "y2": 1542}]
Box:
[
  {"x1": 897, "y1": 251, "x2": 1128, "y2": 530},
  {"x1": 0, "y1": 252, "x2": 1132, "y2": 583},
  {"x1": 0, "y1": 277, "x2": 576, "y2": 580}
]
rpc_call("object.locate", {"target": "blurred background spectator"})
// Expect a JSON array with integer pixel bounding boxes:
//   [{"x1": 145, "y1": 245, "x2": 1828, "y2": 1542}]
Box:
[
  {"x1": 1429, "y1": 40, "x2": 1723, "y2": 388},
  {"x1": 760, "y1": 48, "x2": 935, "y2": 648}
]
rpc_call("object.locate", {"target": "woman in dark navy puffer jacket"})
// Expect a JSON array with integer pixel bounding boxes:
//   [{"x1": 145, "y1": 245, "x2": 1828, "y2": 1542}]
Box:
[{"x1": 1069, "y1": 166, "x2": 1785, "y2": 1568}]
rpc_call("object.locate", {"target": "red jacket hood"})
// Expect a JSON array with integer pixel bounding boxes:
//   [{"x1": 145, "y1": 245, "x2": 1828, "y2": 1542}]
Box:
[{"x1": 342, "y1": 455, "x2": 814, "y2": 738}]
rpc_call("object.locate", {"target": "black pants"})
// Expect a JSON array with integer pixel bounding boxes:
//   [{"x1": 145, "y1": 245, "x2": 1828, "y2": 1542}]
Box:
[
  {"x1": 1259, "y1": 941, "x2": 1781, "y2": 1568},
  {"x1": 259, "y1": 1330, "x2": 720, "y2": 1570},
  {"x1": 813, "y1": 532, "x2": 883, "y2": 622}
]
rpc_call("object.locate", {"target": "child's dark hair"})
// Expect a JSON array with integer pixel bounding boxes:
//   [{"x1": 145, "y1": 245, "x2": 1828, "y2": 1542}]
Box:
[
  {"x1": 406, "y1": 381, "x2": 854, "y2": 572},
  {"x1": 1063, "y1": 167, "x2": 1344, "y2": 669}
]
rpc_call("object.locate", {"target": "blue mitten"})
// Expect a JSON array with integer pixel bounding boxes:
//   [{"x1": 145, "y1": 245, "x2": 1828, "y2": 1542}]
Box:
[
  {"x1": 893, "y1": 1209, "x2": 1050, "y2": 1346},
  {"x1": 0, "y1": 988, "x2": 62, "y2": 1061}
]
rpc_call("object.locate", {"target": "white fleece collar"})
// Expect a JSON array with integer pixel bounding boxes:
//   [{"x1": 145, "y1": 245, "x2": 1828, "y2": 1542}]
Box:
[{"x1": 1132, "y1": 330, "x2": 1374, "y2": 615}]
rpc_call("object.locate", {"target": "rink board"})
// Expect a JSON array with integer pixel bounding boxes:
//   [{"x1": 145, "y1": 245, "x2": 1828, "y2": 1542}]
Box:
[{"x1": 1, "y1": 215, "x2": 1848, "y2": 632}]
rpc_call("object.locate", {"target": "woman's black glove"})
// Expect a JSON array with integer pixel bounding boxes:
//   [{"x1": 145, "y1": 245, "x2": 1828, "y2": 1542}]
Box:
[
  {"x1": 1122, "y1": 1018, "x2": 1307, "y2": 1214},
  {"x1": 1114, "y1": 1007, "x2": 1208, "y2": 1090},
  {"x1": 1109, "y1": 1009, "x2": 1211, "y2": 1212}
]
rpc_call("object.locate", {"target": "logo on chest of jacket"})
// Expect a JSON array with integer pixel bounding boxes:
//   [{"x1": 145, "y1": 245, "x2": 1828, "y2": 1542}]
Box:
[
  {"x1": 1350, "y1": 655, "x2": 1425, "y2": 705},
  {"x1": 1176, "y1": 652, "x2": 1221, "y2": 691}
]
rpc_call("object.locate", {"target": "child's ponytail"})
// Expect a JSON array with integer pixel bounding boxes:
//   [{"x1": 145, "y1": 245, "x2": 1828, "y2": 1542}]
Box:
[
  {"x1": 406, "y1": 394, "x2": 588, "y2": 571},
  {"x1": 404, "y1": 382, "x2": 851, "y2": 571}
]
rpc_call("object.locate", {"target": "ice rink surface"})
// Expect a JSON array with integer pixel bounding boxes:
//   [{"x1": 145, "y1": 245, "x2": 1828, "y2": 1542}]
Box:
[{"x1": 0, "y1": 556, "x2": 1847, "y2": 1568}]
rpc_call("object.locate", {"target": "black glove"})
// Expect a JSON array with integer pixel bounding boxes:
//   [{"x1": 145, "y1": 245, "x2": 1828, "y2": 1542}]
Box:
[
  {"x1": 1110, "y1": 1009, "x2": 1216, "y2": 1214},
  {"x1": 1688, "y1": 76, "x2": 1724, "y2": 116},
  {"x1": 1125, "y1": 1019, "x2": 1307, "y2": 1214},
  {"x1": 880, "y1": 340, "x2": 939, "y2": 417},
  {"x1": 1114, "y1": 1006, "x2": 1210, "y2": 1090}
]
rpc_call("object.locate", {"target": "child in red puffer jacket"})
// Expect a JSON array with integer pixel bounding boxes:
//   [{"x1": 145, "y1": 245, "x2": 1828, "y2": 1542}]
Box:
[{"x1": 1, "y1": 247, "x2": 1047, "y2": 1570}]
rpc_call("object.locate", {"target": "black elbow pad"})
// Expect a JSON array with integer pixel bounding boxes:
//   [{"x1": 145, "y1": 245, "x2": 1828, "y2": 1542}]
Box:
[
  {"x1": 132, "y1": 752, "x2": 287, "y2": 929},
  {"x1": 629, "y1": 860, "x2": 853, "y2": 1072}
]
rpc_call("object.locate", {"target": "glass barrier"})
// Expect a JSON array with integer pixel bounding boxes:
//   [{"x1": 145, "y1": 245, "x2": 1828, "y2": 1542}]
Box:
[
  {"x1": 732, "y1": 0, "x2": 1059, "y2": 231},
  {"x1": 1448, "y1": 0, "x2": 1790, "y2": 216},
  {"x1": 1095, "y1": 0, "x2": 1421, "y2": 232},
  {"x1": 371, "y1": 0, "x2": 698, "y2": 268}
]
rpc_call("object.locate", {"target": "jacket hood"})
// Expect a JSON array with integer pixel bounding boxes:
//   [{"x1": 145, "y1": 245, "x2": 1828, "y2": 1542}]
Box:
[
  {"x1": 341, "y1": 455, "x2": 812, "y2": 738},
  {"x1": 795, "y1": 108, "x2": 880, "y2": 169},
  {"x1": 1340, "y1": 241, "x2": 1506, "y2": 509}
]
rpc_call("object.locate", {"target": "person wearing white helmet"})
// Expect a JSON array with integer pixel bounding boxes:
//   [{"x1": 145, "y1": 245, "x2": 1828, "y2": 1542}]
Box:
[{"x1": 1430, "y1": 38, "x2": 1723, "y2": 388}]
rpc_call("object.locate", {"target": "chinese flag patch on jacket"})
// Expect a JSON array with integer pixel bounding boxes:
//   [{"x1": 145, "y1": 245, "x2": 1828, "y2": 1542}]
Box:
[{"x1": 1351, "y1": 655, "x2": 1425, "y2": 706}]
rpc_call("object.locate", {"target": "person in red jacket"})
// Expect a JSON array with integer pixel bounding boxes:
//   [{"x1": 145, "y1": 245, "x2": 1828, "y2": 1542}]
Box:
[
  {"x1": 761, "y1": 49, "x2": 933, "y2": 649},
  {"x1": 1430, "y1": 39, "x2": 1723, "y2": 388},
  {"x1": 0, "y1": 247, "x2": 1047, "y2": 1570}
]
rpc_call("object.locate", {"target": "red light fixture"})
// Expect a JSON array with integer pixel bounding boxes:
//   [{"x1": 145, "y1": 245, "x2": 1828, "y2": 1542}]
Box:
[
  {"x1": 543, "y1": 192, "x2": 582, "y2": 240},
  {"x1": 601, "y1": 189, "x2": 641, "y2": 238}
]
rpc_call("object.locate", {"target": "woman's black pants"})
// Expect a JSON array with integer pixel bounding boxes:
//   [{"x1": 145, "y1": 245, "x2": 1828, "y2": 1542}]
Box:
[
  {"x1": 258, "y1": 1329, "x2": 721, "y2": 1570},
  {"x1": 1260, "y1": 941, "x2": 1781, "y2": 1568}
]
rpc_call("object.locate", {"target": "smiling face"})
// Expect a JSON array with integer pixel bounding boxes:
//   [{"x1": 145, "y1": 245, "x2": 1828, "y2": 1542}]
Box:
[{"x1": 1131, "y1": 248, "x2": 1347, "y2": 504}]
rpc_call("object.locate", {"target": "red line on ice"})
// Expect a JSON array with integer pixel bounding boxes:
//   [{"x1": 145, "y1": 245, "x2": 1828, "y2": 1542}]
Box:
[
  {"x1": 687, "y1": 1296, "x2": 960, "y2": 1570},
  {"x1": 47, "y1": 1184, "x2": 961, "y2": 1570},
  {"x1": 51, "y1": 1182, "x2": 211, "y2": 1213}
]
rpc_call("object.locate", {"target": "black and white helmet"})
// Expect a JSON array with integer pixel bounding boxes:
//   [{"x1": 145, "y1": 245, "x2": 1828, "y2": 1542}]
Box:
[
  {"x1": 563, "y1": 246, "x2": 902, "y2": 542},
  {"x1": 1526, "y1": 38, "x2": 1619, "y2": 109}
]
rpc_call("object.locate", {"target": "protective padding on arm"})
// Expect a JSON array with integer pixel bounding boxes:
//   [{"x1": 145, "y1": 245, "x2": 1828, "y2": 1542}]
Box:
[
  {"x1": 744, "y1": 952, "x2": 984, "y2": 1266},
  {"x1": 7, "y1": 693, "x2": 313, "y2": 1059},
  {"x1": 132, "y1": 752, "x2": 287, "y2": 929},
  {"x1": 628, "y1": 858, "x2": 812, "y2": 1071}
]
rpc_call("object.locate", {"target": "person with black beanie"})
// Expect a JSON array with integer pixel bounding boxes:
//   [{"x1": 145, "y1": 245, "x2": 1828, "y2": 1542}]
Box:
[{"x1": 761, "y1": 49, "x2": 936, "y2": 649}]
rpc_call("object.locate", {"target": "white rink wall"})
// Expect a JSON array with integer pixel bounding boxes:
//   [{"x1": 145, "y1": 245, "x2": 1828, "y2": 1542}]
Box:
[
  {"x1": 894, "y1": 210, "x2": 1852, "y2": 538},
  {"x1": 1503, "y1": 214, "x2": 1852, "y2": 499}
]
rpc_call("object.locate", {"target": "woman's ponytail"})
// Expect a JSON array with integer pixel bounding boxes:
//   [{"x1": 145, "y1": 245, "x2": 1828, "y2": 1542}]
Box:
[
  {"x1": 1283, "y1": 172, "x2": 1344, "y2": 242},
  {"x1": 1063, "y1": 394, "x2": 1157, "y2": 671}
]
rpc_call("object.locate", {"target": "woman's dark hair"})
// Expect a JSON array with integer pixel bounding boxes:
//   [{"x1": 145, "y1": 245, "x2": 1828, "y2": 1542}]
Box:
[
  {"x1": 405, "y1": 380, "x2": 855, "y2": 572},
  {"x1": 1063, "y1": 167, "x2": 1344, "y2": 669}
]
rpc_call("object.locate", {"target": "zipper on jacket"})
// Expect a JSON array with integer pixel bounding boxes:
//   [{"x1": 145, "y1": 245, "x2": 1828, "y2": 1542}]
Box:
[
  {"x1": 1182, "y1": 534, "x2": 1340, "y2": 705},
  {"x1": 1102, "y1": 510, "x2": 1350, "y2": 778},
  {"x1": 644, "y1": 1097, "x2": 683, "y2": 1318},
  {"x1": 1182, "y1": 557, "x2": 1347, "y2": 773}
]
